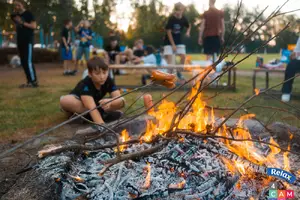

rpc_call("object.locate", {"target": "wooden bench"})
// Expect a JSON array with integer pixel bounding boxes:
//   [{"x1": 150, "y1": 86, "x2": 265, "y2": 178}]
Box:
[
  {"x1": 252, "y1": 68, "x2": 286, "y2": 94},
  {"x1": 110, "y1": 64, "x2": 237, "y2": 91}
]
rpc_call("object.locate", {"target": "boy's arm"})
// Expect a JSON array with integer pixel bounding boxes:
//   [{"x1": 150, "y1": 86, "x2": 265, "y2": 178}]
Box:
[
  {"x1": 220, "y1": 18, "x2": 225, "y2": 43},
  {"x1": 62, "y1": 37, "x2": 69, "y2": 50},
  {"x1": 81, "y1": 95, "x2": 105, "y2": 124},
  {"x1": 186, "y1": 23, "x2": 191, "y2": 37},
  {"x1": 167, "y1": 30, "x2": 176, "y2": 48},
  {"x1": 75, "y1": 21, "x2": 82, "y2": 32},
  {"x1": 99, "y1": 90, "x2": 125, "y2": 111},
  {"x1": 198, "y1": 19, "x2": 205, "y2": 45}
]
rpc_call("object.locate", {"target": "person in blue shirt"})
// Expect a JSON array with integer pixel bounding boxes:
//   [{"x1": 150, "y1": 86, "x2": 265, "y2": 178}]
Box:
[{"x1": 73, "y1": 20, "x2": 94, "y2": 75}]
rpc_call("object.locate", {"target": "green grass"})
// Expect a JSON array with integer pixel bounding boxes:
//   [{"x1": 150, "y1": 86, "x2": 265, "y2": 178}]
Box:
[
  {"x1": 190, "y1": 53, "x2": 280, "y2": 70},
  {"x1": 0, "y1": 61, "x2": 300, "y2": 140}
]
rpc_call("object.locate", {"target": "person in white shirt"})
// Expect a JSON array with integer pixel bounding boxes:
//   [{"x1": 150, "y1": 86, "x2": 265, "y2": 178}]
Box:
[{"x1": 281, "y1": 37, "x2": 300, "y2": 102}]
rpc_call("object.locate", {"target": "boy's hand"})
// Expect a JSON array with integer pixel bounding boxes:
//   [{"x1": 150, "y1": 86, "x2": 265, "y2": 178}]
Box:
[
  {"x1": 185, "y1": 32, "x2": 191, "y2": 38},
  {"x1": 14, "y1": 16, "x2": 23, "y2": 24},
  {"x1": 99, "y1": 99, "x2": 112, "y2": 111},
  {"x1": 198, "y1": 38, "x2": 203, "y2": 45},
  {"x1": 172, "y1": 45, "x2": 177, "y2": 52}
]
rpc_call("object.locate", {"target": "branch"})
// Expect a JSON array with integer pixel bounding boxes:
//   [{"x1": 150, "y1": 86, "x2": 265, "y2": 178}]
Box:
[
  {"x1": 38, "y1": 139, "x2": 140, "y2": 158},
  {"x1": 103, "y1": 141, "x2": 168, "y2": 166}
]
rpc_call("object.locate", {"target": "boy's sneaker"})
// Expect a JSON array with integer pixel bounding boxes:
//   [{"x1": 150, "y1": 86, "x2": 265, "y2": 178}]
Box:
[
  {"x1": 281, "y1": 94, "x2": 291, "y2": 102},
  {"x1": 69, "y1": 70, "x2": 78, "y2": 76},
  {"x1": 19, "y1": 82, "x2": 39, "y2": 88},
  {"x1": 63, "y1": 71, "x2": 70, "y2": 76}
]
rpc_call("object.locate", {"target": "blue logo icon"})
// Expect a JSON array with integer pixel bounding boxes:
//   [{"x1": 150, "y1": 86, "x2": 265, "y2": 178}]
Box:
[{"x1": 267, "y1": 168, "x2": 296, "y2": 184}]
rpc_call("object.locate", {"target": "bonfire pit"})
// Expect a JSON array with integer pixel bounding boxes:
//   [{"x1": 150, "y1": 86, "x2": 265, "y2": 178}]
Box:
[{"x1": 34, "y1": 97, "x2": 300, "y2": 200}]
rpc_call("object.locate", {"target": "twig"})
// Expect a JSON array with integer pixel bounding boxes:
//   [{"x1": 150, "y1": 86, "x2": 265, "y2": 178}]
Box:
[
  {"x1": 103, "y1": 141, "x2": 168, "y2": 165},
  {"x1": 205, "y1": 105, "x2": 300, "y2": 120}
]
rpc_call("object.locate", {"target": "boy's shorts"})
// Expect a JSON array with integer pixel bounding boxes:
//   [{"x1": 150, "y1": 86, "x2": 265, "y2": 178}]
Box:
[
  {"x1": 76, "y1": 46, "x2": 90, "y2": 60},
  {"x1": 203, "y1": 36, "x2": 221, "y2": 55},
  {"x1": 61, "y1": 47, "x2": 73, "y2": 60},
  {"x1": 164, "y1": 45, "x2": 186, "y2": 55}
]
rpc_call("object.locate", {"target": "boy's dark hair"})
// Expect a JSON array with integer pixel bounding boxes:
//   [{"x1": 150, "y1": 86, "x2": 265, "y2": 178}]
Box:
[
  {"x1": 64, "y1": 19, "x2": 71, "y2": 26},
  {"x1": 14, "y1": 0, "x2": 27, "y2": 6},
  {"x1": 145, "y1": 45, "x2": 156, "y2": 55},
  {"x1": 174, "y1": 2, "x2": 185, "y2": 11},
  {"x1": 87, "y1": 57, "x2": 108, "y2": 73},
  {"x1": 135, "y1": 39, "x2": 144, "y2": 46}
]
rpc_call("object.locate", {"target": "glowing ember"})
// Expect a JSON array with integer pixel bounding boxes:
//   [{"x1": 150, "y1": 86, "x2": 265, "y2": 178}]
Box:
[
  {"x1": 119, "y1": 129, "x2": 130, "y2": 152},
  {"x1": 254, "y1": 88, "x2": 260, "y2": 95},
  {"x1": 168, "y1": 180, "x2": 186, "y2": 189},
  {"x1": 70, "y1": 175, "x2": 85, "y2": 183},
  {"x1": 142, "y1": 163, "x2": 151, "y2": 189}
]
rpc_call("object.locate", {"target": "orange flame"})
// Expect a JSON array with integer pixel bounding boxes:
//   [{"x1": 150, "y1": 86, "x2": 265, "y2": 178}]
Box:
[
  {"x1": 266, "y1": 137, "x2": 281, "y2": 166},
  {"x1": 169, "y1": 180, "x2": 186, "y2": 189},
  {"x1": 237, "y1": 114, "x2": 256, "y2": 128},
  {"x1": 234, "y1": 161, "x2": 246, "y2": 175},
  {"x1": 254, "y1": 88, "x2": 260, "y2": 96},
  {"x1": 221, "y1": 157, "x2": 236, "y2": 174},
  {"x1": 142, "y1": 163, "x2": 151, "y2": 189},
  {"x1": 119, "y1": 129, "x2": 130, "y2": 152}
]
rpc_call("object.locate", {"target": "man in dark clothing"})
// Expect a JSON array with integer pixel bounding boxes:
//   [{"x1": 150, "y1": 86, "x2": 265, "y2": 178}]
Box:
[
  {"x1": 199, "y1": 0, "x2": 225, "y2": 62},
  {"x1": 11, "y1": 0, "x2": 38, "y2": 88}
]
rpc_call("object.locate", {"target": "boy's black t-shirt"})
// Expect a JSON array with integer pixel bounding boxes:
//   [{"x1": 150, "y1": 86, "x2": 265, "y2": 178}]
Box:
[
  {"x1": 61, "y1": 27, "x2": 70, "y2": 48},
  {"x1": 164, "y1": 15, "x2": 189, "y2": 45},
  {"x1": 133, "y1": 49, "x2": 145, "y2": 57},
  {"x1": 105, "y1": 45, "x2": 121, "y2": 63},
  {"x1": 70, "y1": 76, "x2": 118, "y2": 105},
  {"x1": 11, "y1": 10, "x2": 35, "y2": 45}
]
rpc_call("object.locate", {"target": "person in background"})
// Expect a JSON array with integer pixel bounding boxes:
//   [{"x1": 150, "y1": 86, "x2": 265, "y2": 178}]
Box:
[
  {"x1": 115, "y1": 39, "x2": 145, "y2": 65},
  {"x1": 73, "y1": 20, "x2": 94, "y2": 75},
  {"x1": 133, "y1": 46, "x2": 157, "y2": 85},
  {"x1": 163, "y1": 2, "x2": 191, "y2": 80},
  {"x1": 60, "y1": 57, "x2": 125, "y2": 125},
  {"x1": 61, "y1": 19, "x2": 73, "y2": 76},
  {"x1": 281, "y1": 37, "x2": 300, "y2": 102},
  {"x1": 11, "y1": 0, "x2": 38, "y2": 88},
  {"x1": 133, "y1": 39, "x2": 145, "y2": 58},
  {"x1": 105, "y1": 37, "x2": 121, "y2": 64},
  {"x1": 199, "y1": 0, "x2": 225, "y2": 62}
]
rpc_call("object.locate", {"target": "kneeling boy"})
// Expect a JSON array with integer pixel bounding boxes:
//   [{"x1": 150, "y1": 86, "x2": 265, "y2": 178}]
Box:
[{"x1": 60, "y1": 57, "x2": 125, "y2": 124}]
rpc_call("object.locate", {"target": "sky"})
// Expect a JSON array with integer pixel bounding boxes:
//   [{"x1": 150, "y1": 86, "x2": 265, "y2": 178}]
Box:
[{"x1": 83, "y1": 0, "x2": 300, "y2": 31}]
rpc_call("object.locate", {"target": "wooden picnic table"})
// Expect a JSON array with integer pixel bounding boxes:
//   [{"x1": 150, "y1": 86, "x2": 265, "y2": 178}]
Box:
[
  {"x1": 252, "y1": 68, "x2": 286, "y2": 94},
  {"x1": 110, "y1": 64, "x2": 237, "y2": 91}
]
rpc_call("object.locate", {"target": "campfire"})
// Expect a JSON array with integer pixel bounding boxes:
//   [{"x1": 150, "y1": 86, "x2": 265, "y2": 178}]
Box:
[{"x1": 37, "y1": 83, "x2": 300, "y2": 200}]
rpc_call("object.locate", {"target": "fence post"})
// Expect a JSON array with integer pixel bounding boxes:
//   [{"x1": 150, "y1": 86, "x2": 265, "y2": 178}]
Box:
[
  {"x1": 0, "y1": 28, "x2": 2, "y2": 47},
  {"x1": 45, "y1": 33, "x2": 48, "y2": 48},
  {"x1": 49, "y1": 25, "x2": 53, "y2": 48},
  {"x1": 39, "y1": 25, "x2": 44, "y2": 48}
]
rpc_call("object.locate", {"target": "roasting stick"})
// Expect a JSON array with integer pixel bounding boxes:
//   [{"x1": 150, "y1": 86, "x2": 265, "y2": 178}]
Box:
[{"x1": 0, "y1": 83, "x2": 154, "y2": 160}]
